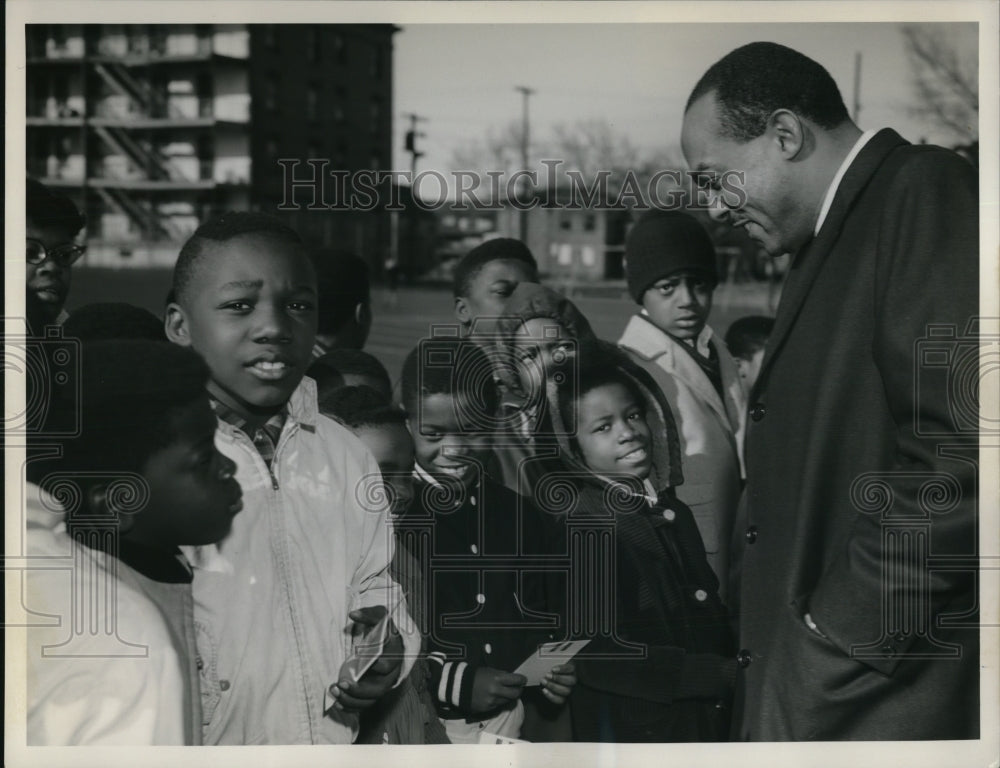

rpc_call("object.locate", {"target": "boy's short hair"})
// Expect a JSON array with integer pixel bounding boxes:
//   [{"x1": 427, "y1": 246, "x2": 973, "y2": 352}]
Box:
[
  {"x1": 452, "y1": 238, "x2": 538, "y2": 298},
  {"x1": 307, "y1": 349, "x2": 392, "y2": 400},
  {"x1": 400, "y1": 338, "x2": 499, "y2": 424},
  {"x1": 27, "y1": 177, "x2": 85, "y2": 235},
  {"x1": 319, "y1": 384, "x2": 407, "y2": 430},
  {"x1": 53, "y1": 340, "x2": 210, "y2": 488},
  {"x1": 724, "y1": 315, "x2": 775, "y2": 360},
  {"x1": 62, "y1": 303, "x2": 165, "y2": 342},
  {"x1": 312, "y1": 250, "x2": 371, "y2": 335},
  {"x1": 171, "y1": 211, "x2": 304, "y2": 304}
]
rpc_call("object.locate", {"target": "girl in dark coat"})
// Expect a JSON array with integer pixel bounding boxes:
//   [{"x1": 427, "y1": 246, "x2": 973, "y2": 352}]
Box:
[{"x1": 543, "y1": 346, "x2": 736, "y2": 742}]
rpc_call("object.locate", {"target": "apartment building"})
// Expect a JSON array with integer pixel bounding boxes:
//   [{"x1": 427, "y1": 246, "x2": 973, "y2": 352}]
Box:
[{"x1": 26, "y1": 23, "x2": 396, "y2": 269}]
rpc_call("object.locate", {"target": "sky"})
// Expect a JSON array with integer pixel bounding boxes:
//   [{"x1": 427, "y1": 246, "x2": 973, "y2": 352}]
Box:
[{"x1": 392, "y1": 22, "x2": 978, "y2": 177}]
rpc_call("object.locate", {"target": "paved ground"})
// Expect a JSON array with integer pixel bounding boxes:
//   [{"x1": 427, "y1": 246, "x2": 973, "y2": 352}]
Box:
[{"x1": 68, "y1": 267, "x2": 779, "y2": 384}]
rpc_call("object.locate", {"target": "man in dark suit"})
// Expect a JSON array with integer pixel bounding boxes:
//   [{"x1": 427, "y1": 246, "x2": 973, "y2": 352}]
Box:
[{"x1": 680, "y1": 42, "x2": 979, "y2": 740}]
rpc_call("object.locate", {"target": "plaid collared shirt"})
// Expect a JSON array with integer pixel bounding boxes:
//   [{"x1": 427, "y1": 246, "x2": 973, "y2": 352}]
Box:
[{"x1": 209, "y1": 397, "x2": 287, "y2": 468}]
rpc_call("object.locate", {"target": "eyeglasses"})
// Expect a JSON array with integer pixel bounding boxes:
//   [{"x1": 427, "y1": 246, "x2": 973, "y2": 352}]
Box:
[{"x1": 26, "y1": 238, "x2": 87, "y2": 267}]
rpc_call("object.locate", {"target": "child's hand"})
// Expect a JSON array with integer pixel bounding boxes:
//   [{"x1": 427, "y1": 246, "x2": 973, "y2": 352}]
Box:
[
  {"x1": 540, "y1": 662, "x2": 577, "y2": 705},
  {"x1": 331, "y1": 607, "x2": 404, "y2": 714},
  {"x1": 470, "y1": 667, "x2": 527, "y2": 715}
]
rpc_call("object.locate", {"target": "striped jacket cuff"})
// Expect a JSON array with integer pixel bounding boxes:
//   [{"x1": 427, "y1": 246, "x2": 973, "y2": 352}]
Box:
[{"x1": 427, "y1": 652, "x2": 477, "y2": 714}]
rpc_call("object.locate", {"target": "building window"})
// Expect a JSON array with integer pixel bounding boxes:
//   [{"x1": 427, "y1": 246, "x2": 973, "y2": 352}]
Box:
[
  {"x1": 264, "y1": 74, "x2": 278, "y2": 112},
  {"x1": 583, "y1": 213, "x2": 596, "y2": 232},
  {"x1": 307, "y1": 28, "x2": 320, "y2": 62},
  {"x1": 370, "y1": 98, "x2": 381, "y2": 133},
  {"x1": 265, "y1": 136, "x2": 278, "y2": 159},
  {"x1": 333, "y1": 34, "x2": 346, "y2": 65},
  {"x1": 560, "y1": 214, "x2": 572, "y2": 231},
  {"x1": 334, "y1": 86, "x2": 346, "y2": 124},
  {"x1": 263, "y1": 25, "x2": 277, "y2": 50},
  {"x1": 370, "y1": 45, "x2": 382, "y2": 79},
  {"x1": 306, "y1": 85, "x2": 318, "y2": 121}
]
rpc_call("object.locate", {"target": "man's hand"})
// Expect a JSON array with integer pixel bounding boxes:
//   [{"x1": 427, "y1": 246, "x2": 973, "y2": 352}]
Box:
[
  {"x1": 540, "y1": 662, "x2": 576, "y2": 705},
  {"x1": 470, "y1": 667, "x2": 527, "y2": 715},
  {"x1": 330, "y1": 606, "x2": 404, "y2": 714}
]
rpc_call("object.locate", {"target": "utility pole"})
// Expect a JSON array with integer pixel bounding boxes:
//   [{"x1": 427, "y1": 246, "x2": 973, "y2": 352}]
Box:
[
  {"x1": 401, "y1": 112, "x2": 427, "y2": 284},
  {"x1": 403, "y1": 112, "x2": 427, "y2": 177},
  {"x1": 515, "y1": 85, "x2": 534, "y2": 243},
  {"x1": 852, "y1": 52, "x2": 862, "y2": 123}
]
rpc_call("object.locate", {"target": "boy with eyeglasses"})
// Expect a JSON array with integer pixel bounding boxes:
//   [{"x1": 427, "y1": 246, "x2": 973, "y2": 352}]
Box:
[{"x1": 26, "y1": 178, "x2": 86, "y2": 327}]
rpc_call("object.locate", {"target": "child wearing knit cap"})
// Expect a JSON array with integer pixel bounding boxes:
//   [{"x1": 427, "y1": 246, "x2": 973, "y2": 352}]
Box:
[{"x1": 617, "y1": 211, "x2": 747, "y2": 600}]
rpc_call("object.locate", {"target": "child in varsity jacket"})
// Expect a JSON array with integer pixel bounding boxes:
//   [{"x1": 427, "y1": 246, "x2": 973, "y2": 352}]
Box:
[{"x1": 397, "y1": 338, "x2": 575, "y2": 743}]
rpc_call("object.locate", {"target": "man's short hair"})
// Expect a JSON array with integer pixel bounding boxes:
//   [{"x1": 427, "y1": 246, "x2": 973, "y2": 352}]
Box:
[
  {"x1": 171, "y1": 211, "x2": 304, "y2": 304},
  {"x1": 686, "y1": 42, "x2": 850, "y2": 142},
  {"x1": 400, "y1": 339, "x2": 499, "y2": 423},
  {"x1": 27, "y1": 177, "x2": 85, "y2": 236},
  {"x1": 307, "y1": 349, "x2": 392, "y2": 401},
  {"x1": 311, "y1": 250, "x2": 371, "y2": 335},
  {"x1": 724, "y1": 315, "x2": 775, "y2": 360},
  {"x1": 452, "y1": 238, "x2": 538, "y2": 298},
  {"x1": 318, "y1": 384, "x2": 407, "y2": 431},
  {"x1": 63, "y1": 303, "x2": 166, "y2": 343},
  {"x1": 54, "y1": 340, "x2": 210, "y2": 483}
]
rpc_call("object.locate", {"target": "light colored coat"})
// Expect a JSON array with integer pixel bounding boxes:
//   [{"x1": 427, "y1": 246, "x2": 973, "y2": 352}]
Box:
[
  {"x1": 184, "y1": 377, "x2": 420, "y2": 744},
  {"x1": 618, "y1": 315, "x2": 746, "y2": 597}
]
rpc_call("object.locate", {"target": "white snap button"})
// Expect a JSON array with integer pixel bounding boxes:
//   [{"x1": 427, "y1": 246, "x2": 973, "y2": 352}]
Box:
[
  {"x1": 695, "y1": 589, "x2": 708, "y2": 602},
  {"x1": 470, "y1": 495, "x2": 477, "y2": 506},
  {"x1": 662, "y1": 509, "x2": 676, "y2": 521},
  {"x1": 476, "y1": 593, "x2": 486, "y2": 604},
  {"x1": 484, "y1": 643, "x2": 492, "y2": 654},
  {"x1": 470, "y1": 544, "x2": 479, "y2": 554}
]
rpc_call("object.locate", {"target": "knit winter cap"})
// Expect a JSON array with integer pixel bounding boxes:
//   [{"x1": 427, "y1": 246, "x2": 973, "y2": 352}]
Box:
[{"x1": 624, "y1": 211, "x2": 718, "y2": 304}]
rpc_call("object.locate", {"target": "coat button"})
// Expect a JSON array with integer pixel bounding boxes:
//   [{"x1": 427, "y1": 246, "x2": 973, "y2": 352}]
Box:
[
  {"x1": 470, "y1": 495, "x2": 477, "y2": 506},
  {"x1": 470, "y1": 543, "x2": 479, "y2": 554},
  {"x1": 476, "y1": 593, "x2": 486, "y2": 604},
  {"x1": 750, "y1": 404, "x2": 766, "y2": 422},
  {"x1": 694, "y1": 589, "x2": 708, "y2": 602},
  {"x1": 661, "y1": 508, "x2": 676, "y2": 522},
  {"x1": 736, "y1": 649, "x2": 752, "y2": 668},
  {"x1": 219, "y1": 679, "x2": 231, "y2": 691},
  {"x1": 484, "y1": 643, "x2": 492, "y2": 654},
  {"x1": 745, "y1": 526, "x2": 758, "y2": 544}
]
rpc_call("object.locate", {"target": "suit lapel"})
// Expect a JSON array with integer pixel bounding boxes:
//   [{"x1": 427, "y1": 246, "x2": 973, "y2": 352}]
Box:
[{"x1": 753, "y1": 129, "x2": 909, "y2": 400}]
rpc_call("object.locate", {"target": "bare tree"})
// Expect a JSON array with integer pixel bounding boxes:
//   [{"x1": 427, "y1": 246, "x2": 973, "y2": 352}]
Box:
[{"x1": 901, "y1": 24, "x2": 978, "y2": 142}]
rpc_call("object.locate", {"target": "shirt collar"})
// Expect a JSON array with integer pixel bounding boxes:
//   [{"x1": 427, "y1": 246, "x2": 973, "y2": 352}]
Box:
[
  {"x1": 210, "y1": 396, "x2": 287, "y2": 438},
  {"x1": 638, "y1": 309, "x2": 714, "y2": 357},
  {"x1": 814, "y1": 129, "x2": 878, "y2": 236}
]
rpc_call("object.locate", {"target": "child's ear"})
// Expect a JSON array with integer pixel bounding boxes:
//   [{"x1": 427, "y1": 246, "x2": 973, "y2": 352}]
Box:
[
  {"x1": 86, "y1": 484, "x2": 136, "y2": 534},
  {"x1": 454, "y1": 297, "x2": 470, "y2": 325},
  {"x1": 355, "y1": 301, "x2": 372, "y2": 328},
  {"x1": 164, "y1": 302, "x2": 192, "y2": 347}
]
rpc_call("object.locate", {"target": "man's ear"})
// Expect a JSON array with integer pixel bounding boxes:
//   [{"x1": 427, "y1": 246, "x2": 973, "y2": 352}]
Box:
[
  {"x1": 164, "y1": 302, "x2": 192, "y2": 347},
  {"x1": 767, "y1": 109, "x2": 806, "y2": 160},
  {"x1": 87, "y1": 484, "x2": 136, "y2": 533},
  {"x1": 454, "y1": 296, "x2": 470, "y2": 325}
]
